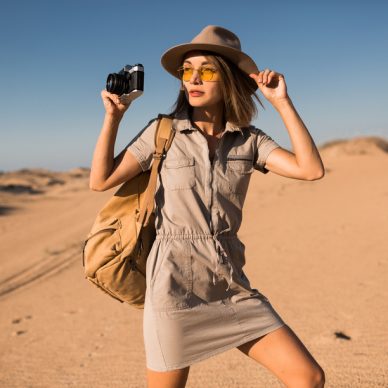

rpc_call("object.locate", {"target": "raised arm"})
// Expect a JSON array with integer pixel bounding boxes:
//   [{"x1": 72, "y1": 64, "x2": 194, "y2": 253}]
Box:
[
  {"x1": 89, "y1": 91, "x2": 142, "y2": 191},
  {"x1": 250, "y1": 69, "x2": 324, "y2": 181}
]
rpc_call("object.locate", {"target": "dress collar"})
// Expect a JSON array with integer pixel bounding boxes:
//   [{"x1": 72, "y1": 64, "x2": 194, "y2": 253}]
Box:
[{"x1": 172, "y1": 111, "x2": 243, "y2": 135}]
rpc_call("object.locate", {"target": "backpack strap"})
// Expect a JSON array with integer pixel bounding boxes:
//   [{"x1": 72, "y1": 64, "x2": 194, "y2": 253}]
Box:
[{"x1": 137, "y1": 114, "x2": 175, "y2": 227}]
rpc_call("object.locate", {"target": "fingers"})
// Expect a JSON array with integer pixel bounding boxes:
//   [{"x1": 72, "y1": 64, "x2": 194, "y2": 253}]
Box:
[
  {"x1": 101, "y1": 89, "x2": 140, "y2": 106},
  {"x1": 101, "y1": 90, "x2": 133, "y2": 112},
  {"x1": 259, "y1": 68, "x2": 275, "y2": 85},
  {"x1": 100, "y1": 90, "x2": 114, "y2": 110},
  {"x1": 262, "y1": 68, "x2": 272, "y2": 85},
  {"x1": 101, "y1": 90, "x2": 121, "y2": 105},
  {"x1": 250, "y1": 69, "x2": 284, "y2": 87},
  {"x1": 100, "y1": 90, "x2": 133, "y2": 116},
  {"x1": 119, "y1": 90, "x2": 142, "y2": 104}
]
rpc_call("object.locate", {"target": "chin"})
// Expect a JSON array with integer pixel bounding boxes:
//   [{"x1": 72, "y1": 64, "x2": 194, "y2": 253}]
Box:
[
  {"x1": 188, "y1": 98, "x2": 210, "y2": 107},
  {"x1": 188, "y1": 101, "x2": 204, "y2": 108}
]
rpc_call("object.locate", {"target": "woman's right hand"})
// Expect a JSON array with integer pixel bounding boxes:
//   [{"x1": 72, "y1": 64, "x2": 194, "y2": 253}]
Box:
[{"x1": 101, "y1": 90, "x2": 131, "y2": 117}]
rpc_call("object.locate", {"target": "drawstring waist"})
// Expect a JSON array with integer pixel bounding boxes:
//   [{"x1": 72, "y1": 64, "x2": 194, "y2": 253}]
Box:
[
  {"x1": 155, "y1": 232, "x2": 236, "y2": 290},
  {"x1": 212, "y1": 235, "x2": 234, "y2": 290}
]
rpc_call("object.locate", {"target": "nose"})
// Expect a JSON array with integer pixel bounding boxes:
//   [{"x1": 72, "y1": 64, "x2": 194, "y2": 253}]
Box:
[{"x1": 189, "y1": 69, "x2": 202, "y2": 85}]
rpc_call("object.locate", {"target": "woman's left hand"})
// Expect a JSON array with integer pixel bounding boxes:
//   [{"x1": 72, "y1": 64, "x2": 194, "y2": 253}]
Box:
[{"x1": 249, "y1": 69, "x2": 288, "y2": 104}]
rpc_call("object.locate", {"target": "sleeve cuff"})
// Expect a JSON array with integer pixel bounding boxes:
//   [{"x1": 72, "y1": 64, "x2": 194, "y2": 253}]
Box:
[
  {"x1": 126, "y1": 144, "x2": 152, "y2": 172},
  {"x1": 256, "y1": 143, "x2": 280, "y2": 174}
]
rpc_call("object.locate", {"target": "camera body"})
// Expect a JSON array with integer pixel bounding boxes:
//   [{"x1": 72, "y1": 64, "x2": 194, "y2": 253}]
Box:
[{"x1": 106, "y1": 64, "x2": 144, "y2": 99}]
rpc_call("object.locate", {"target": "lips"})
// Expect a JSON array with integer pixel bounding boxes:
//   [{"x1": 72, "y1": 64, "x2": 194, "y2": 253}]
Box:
[{"x1": 189, "y1": 90, "x2": 204, "y2": 97}]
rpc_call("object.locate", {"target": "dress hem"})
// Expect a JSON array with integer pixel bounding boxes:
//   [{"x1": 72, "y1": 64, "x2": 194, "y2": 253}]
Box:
[{"x1": 146, "y1": 320, "x2": 286, "y2": 372}]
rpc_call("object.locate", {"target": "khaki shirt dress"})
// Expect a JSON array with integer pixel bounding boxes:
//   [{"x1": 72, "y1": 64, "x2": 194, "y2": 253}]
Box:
[{"x1": 127, "y1": 111, "x2": 285, "y2": 372}]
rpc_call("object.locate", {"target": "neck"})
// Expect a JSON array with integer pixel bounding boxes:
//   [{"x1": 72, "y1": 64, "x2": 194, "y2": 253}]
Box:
[{"x1": 191, "y1": 105, "x2": 224, "y2": 136}]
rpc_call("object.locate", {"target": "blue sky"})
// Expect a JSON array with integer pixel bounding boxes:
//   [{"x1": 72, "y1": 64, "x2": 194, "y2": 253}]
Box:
[{"x1": 1, "y1": 0, "x2": 387, "y2": 172}]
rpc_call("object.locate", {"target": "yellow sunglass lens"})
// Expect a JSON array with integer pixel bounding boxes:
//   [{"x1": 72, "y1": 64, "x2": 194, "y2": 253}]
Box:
[
  {"x1": 201, "y1": 69, "x2": 215, "y2": 81},
  {"x1": 179, "y1": 67, "x2": 218, "y2": 81},
  {"x1": 181, "y1": 68, "x2": 193, "y2": 81}
]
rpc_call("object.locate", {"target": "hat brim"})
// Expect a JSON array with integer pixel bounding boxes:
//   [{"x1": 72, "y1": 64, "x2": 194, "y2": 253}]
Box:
[{"x1": 161, "y1": 43, "x2": 259, "y2": 91}]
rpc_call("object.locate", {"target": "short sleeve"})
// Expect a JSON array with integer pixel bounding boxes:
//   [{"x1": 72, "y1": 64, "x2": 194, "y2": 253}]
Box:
[
  {"x1": 126, "y1": 118, "x2": 158, "y2": 172},
  {"x1": 253, "y1": 127, "x2": 280, "y2": 174}
]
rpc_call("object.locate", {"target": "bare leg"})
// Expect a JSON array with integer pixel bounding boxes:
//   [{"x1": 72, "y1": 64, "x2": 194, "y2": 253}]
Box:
[
  {"x1": 237, "y1": 325, "x2": 325, "y2": 387},
  {"x1": 147, "y1": 366, "x2": 190, "y2": 388}
]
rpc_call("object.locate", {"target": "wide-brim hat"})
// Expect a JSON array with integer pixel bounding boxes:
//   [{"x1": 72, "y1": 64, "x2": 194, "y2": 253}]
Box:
[{"x1": 161, "y1": 25, "x2": 259, "y2": 90}]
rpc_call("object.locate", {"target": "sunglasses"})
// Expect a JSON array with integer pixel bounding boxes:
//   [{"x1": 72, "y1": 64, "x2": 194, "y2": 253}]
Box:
[{"x1": 177, "y1": 65, "x2": 220, "y2": 82}]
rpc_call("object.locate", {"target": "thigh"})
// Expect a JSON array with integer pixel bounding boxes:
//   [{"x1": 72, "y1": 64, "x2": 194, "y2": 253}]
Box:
[
  {"x1": 237, "y1": 325, "x2": 323, "y2": 385},
  {"x1": 147, "y1": 366, "x2": 190, "y2": 388}
]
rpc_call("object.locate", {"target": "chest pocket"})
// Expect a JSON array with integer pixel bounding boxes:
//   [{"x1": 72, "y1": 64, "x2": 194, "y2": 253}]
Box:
[
  {"x1": 225, "y1": 155, "x2": 254, "y2": 194},
  {"x1": 163, "y1": 157, "x2": 196, "y2": 190}
]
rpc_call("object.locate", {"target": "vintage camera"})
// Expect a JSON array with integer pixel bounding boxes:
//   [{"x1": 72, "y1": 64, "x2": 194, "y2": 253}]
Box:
[{"x1": 106, "y1": 64, "x2": 144, "y2": 99}]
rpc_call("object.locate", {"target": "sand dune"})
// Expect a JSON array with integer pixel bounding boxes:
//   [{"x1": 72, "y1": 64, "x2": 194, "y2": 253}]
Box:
[
  {"x1": 319, "y1": 136, "x2": 388, "y2": 157},
  {"x1": 0, "y1": 137, "x2": 387, "y2": 387}
]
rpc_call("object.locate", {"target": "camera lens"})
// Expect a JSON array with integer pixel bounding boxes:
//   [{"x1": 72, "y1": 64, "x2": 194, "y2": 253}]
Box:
[{"x1": 106, "y1": 73, "x2": 128, "y2": 95}]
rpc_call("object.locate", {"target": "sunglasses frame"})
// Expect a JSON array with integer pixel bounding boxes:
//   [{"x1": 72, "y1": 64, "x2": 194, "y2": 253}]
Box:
[{"x1": 177, "y1": 65, "x2": 220, "y2": 82}]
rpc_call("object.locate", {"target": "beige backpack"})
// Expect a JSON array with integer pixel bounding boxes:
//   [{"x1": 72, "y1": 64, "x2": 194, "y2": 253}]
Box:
[{"x1": 82, "y1": 115, "x2": 175, "y2": 308}]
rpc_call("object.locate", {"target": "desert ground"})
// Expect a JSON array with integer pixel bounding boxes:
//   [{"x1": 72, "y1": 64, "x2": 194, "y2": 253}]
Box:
[{"x1": 0, "y1": 137, "x2": 387, "y2": 387}]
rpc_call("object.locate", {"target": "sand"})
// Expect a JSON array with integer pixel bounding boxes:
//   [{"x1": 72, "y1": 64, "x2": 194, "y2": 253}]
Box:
[{"x1": 0, "y1": 137, "x2": 387, "y2": 387}]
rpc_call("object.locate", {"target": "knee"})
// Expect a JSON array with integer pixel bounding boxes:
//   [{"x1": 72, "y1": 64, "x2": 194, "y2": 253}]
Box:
[
  {"x1": 291, "y1": 364, "x2": 325, "y2": 388},
  {"x1": 308, "y1": 364, "x2": 325, "y2": 388}
]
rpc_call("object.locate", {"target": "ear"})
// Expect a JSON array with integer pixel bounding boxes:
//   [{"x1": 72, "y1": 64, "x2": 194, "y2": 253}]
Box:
[{"x1": 180, "y1": 83, "x2": 185, "y2": 91}]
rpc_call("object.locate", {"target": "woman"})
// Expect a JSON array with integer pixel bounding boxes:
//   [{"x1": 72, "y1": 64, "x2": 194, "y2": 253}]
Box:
[{"x1": 90, "y1": 26, "x2": 325, "y2": 388}]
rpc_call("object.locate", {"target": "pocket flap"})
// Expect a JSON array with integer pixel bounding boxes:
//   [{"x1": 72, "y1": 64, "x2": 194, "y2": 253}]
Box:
[
  {"x1": 165, "y1": 158, "x2": 195, "y2": 169},
  {"x1": 227, "y1": 154, "x2": 253, "y2": 162},
  {"x1": 226, "y1": 155, "x2": 253, "y2": 173}
]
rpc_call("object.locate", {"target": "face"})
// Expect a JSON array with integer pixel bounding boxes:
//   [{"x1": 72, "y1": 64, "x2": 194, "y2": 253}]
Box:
[{"x1": 180, "y1": 51, "x2": 223, "y2": 111}]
